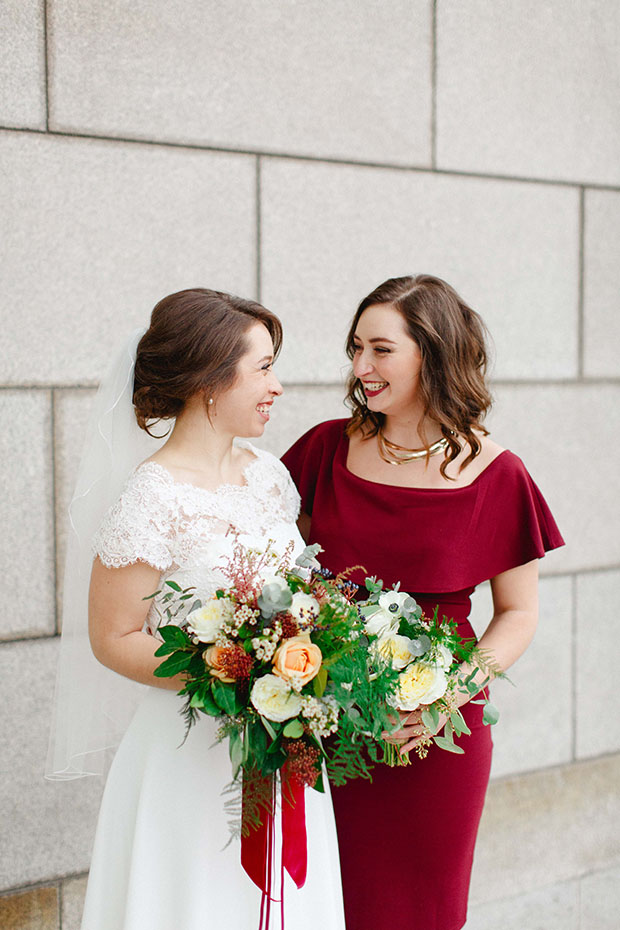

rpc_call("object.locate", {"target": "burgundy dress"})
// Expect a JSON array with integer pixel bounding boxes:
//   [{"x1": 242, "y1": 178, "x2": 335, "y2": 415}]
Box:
[{"x1": 282, "y1": 419, "x2": 564, "y2": 930}]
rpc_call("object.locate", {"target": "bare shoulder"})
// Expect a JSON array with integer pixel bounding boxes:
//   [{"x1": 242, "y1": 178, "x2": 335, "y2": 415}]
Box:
[
  {"x1": 473, "y1": 432, "x2": 505, "y2": 465},
  {"x1": 452, "y1": 431, "x2": 505, "y2": 483}
]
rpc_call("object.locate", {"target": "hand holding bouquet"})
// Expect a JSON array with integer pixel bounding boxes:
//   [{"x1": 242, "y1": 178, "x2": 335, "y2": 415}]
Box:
[{"x1": 359, "y1": 576, "x2": 503, "y2": 762}]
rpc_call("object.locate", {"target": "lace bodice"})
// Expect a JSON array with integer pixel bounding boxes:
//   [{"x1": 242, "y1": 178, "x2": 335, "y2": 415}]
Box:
[{"x1": 93, "y1": 442, "x2": 304, "y2": 632}]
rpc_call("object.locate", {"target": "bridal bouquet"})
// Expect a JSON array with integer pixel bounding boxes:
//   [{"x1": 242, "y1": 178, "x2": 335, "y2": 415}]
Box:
[
  {"x1": 359, "y1": 577, "x2": 502, "y2": 762},
  {"x1": 147, "y1": 538, "x2": 399, "y2": 910}
]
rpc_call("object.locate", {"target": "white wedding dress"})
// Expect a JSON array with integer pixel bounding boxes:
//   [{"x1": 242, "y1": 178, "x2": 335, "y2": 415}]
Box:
[{"x1": 80, "y1": 443, "x2": 345, "y2": 930}]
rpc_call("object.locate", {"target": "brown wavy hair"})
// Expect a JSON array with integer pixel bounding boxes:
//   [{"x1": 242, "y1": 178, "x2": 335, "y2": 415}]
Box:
[
  {"x1": 345, "y1": 274, "x2": 492, "y2": 478},
  {"x1": 133, "y1": 288, "x2": 282, "y2": 435}
]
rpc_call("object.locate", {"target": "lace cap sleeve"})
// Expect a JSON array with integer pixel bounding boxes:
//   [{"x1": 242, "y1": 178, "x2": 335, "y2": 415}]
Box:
[
  {"x1": 93, "y1": 464, "x2": 175, "y2": 571},
  {"x1": 242, "y1": 442, "x2": 301, "y2": 523}
]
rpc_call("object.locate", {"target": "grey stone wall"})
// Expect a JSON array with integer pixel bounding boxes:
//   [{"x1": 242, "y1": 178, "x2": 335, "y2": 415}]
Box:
[{"x1": 1, "y1": 2, "x2": 619, "y2": 928}]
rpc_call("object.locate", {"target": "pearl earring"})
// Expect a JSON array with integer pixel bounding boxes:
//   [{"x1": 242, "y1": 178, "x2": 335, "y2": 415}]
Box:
[{"x1": 208, "y1": 398, "x2": 214, "y2": 406}]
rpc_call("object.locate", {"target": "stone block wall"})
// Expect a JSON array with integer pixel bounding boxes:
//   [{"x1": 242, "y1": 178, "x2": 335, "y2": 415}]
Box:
[{"x1": 1, "y1": 2, "x2": 618, "y2": 928}]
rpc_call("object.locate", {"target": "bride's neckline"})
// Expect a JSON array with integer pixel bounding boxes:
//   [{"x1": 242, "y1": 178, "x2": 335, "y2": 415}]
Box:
[{"x1": 136, "y1": 441, "x2": 262, "y2": 495}]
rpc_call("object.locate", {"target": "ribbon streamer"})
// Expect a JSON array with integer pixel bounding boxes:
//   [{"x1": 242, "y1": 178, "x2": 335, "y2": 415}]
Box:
[{"x1": 241, "y1": 772, "x2": 307, "y2": 929}]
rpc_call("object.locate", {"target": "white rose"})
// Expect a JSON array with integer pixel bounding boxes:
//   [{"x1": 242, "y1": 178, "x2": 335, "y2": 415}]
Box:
[
  {"x1": 389, "y1": 662, "x2": 448, "y2": 711},
  {"x1": 375, "y1": 633, "x2": 418, "y2": 669},
  {"x1": 289, "y1": 591, "x2": 320, "y2": 624},
  {"x1": 186, "y1": 598, "x2": 235, "y2": 643},
  {"x1": 250, "y1": 673, "x2": 303, "y2": 722},
  {"x1": 364, "y1": 607, "x2": 400, "y2": 639}
]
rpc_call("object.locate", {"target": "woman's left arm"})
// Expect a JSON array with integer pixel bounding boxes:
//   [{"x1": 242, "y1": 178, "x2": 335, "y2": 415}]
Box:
[{"x1": 395, "y1": 558, "x2": 540, "y2": 752}]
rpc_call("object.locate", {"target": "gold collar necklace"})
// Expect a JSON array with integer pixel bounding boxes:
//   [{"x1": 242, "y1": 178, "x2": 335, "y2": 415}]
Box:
[{"x1": 377, "y1": 426, "x2": 450, "y2": 466}]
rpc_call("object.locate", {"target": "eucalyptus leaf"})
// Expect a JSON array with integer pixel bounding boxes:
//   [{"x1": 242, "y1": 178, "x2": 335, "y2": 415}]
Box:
[
  {"x1": 482, "y1": 702, "x2": 500, "y2": 726},
  {"x1": 257, "y1": 582, "x2": 292, "y2": 619},
  {"x1": 165, "y1": 580, "x2": 182, "y2": 592},
  {"x1": 295, "y1": 543, "x2": 323, "y2": 570},
  {"x1": 421, "y1": 706, "x2": 440, "y2": 732},
  {"x1": 450, "y1": 711, "x2": 471, "y2": 737},
  {"x1": 283, "y1": 719, "x2": 304, "y2": 738},
  {"x1": 417, "y1": 634, "x2": 432, "y2": 653},
  {"x1": 434, "y1": 735, "x2": 465, "y2": 754}
]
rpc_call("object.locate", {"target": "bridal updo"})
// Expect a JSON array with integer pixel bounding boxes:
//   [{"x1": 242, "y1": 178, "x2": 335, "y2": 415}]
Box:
[{"x1": 133, "y1": 288, "x2": 282, "y2": 435}]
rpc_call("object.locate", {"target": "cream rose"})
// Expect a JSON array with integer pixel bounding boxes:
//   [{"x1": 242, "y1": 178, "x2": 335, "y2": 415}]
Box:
[
  {"x1": 273, "y1": 634, "x2": 322, "y2": 687},
  {"x1": 375, "y1": 633, "x2": 417, "y2": 670},
  {"x1": 250, "y1": 674, "x2": 302, "y2": 722},
  {"x1": 389, "y1": 661, "x2": 448, "y2": 711},
  {"x1": 186, "y1": 598, "x2": 235, "y2": 643}
]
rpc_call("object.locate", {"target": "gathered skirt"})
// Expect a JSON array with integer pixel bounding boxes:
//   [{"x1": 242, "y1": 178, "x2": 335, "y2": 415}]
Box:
[{"x1": 80, "y1": 687, "x2": 345, "y2": 930}]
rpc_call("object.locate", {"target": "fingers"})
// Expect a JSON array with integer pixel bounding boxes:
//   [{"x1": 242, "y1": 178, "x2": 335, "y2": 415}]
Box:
[{"x1": 381, "y1": 723, "x2": 428, "y2": 743}]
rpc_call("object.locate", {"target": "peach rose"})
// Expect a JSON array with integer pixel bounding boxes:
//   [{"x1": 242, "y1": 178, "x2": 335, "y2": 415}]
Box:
[
  {"x1": 204, "y1": 645, "x2": 236, "y2": 683},
  {"x1": 272, "y1": 633, "x2": 322, "y2": 688}
]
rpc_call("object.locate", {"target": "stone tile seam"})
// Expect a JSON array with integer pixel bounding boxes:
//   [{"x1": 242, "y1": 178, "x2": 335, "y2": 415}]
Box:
[
  {"x1": 430, "y1": 0, "x2": 437, "y2": 170},
  {"x1": 255, "y1": 155, "x2": 262, "y2": 303},
  {"x1": 42, "y1": 0, "x2": 50, "y2": 133},
  {"x1": 51, "y1": 389, "x2": 59, "y2": 635},
  {"x1": 577, "y1": 188, "x2": 586, "y2": 379},
  {"x1": 58, "y1": 875, "x2": 64, "y2": 930},
  {"x1": 0, "y1": 878, "x2": 61, "y2": 898},
  {"x1": 1, "y1": 125, "x2": 620, "y2": 194},
  {"x1": 471, "y1": 861, "x2": 620, "y2": 911},
  {"x1": 0, "y1": 873, "x2": 85, "y2": 899},
  {"x1": 3, "y1": 378, "x2": 620, "y2": 392},
  {"x1": 488, "y1": 747, "x2": 620, "y2": 787},
  {"x1": 571, "y1": 574, "x2": 578, "y2": 763}
]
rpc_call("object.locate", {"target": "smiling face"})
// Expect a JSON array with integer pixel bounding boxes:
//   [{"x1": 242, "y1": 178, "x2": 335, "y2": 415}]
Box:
[
  {"x1": 352, "y1": 303, "x2": 422, "y2": 417},
  {"x1": 211, "y1": 321, "x2": 282, "y2": 437}
]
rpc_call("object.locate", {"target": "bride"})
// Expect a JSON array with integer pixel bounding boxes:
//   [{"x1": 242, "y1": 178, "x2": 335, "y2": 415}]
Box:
[{"x1": 46, "y1": 288, "x2": 345, "y2": 930}]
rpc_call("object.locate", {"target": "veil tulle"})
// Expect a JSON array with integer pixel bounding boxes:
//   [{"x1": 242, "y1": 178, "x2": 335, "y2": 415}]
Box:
[{"x1": 46, "y1": 328, "x2": 168, "y2": 778}]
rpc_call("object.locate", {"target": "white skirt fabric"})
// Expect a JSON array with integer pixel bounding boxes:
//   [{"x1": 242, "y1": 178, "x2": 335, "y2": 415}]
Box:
[{"x1": 80, "y1": 687, "x2": 345, "y2": 930}]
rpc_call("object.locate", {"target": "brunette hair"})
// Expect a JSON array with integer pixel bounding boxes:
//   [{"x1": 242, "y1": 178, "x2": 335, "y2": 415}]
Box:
[
  {"x1": 133, "y1": 288, "x2": 282, "y2": 435},
  {"x1": 345, "y1": 274, "x2": 492, "y2": 478}
]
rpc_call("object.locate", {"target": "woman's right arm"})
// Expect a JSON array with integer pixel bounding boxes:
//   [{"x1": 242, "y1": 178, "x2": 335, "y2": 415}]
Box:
[
  {"x1": 88, "y1": 556, "x2": 186, "y2": 690},
  {"x1": 297, "y1": 511, "x2": 311, "y2": 542}
]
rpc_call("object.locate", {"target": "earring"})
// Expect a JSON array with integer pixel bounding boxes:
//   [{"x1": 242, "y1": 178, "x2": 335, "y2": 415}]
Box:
[{"x1": 208, "y1": 398, "x2": 214, "y2": 406}]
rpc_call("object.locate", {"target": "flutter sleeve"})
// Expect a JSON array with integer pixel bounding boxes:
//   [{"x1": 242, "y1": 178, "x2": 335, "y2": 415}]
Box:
[
  {"x1": 281, "y1": 419, "x2": 346, "y2": 515},
  {"x1": 92, "y1": 466, "x2": 175, "y2": 572},
  {"x1": 465, "y1": 451, "x2": 564, "y2": 584}
]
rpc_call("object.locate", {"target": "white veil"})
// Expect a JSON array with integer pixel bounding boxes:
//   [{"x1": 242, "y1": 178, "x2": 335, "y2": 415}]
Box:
[{"x1": 46, "y1": 328, "x2": 168, "y2": 779}]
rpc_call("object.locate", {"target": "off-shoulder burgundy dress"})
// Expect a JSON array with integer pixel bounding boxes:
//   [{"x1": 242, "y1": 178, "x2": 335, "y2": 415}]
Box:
[{"x1": 282, "y1": 419, "x2": 564, "y2": 930}]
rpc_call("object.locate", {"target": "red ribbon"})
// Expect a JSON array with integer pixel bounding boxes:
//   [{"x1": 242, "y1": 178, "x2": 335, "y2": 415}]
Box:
[{"x1": 241, "y1": 773, "x2": 307, "y2": 929}]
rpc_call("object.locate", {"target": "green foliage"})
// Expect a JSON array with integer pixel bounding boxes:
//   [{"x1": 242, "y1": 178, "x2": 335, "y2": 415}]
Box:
[
  {"x1": 433, "y1": 735, "x2": 465, "y2": 754},
  {"x1": 313, "y1": 667, "x2": 328, "y2": 698},
  {"x1": 482, "y1": 701, "x2": 500, "y2": 726},
  {"x1": 153, "y1": 651, "x2": 194, "y2": 677},
  {"x1": 212, "y1": 680, "x2": 244, "y2": 715}
]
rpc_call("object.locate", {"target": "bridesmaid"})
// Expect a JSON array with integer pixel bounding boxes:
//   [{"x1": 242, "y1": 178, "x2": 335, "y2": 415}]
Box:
[{"x1": 282, "y1": 274, "x2": 564, "y2": 930}]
